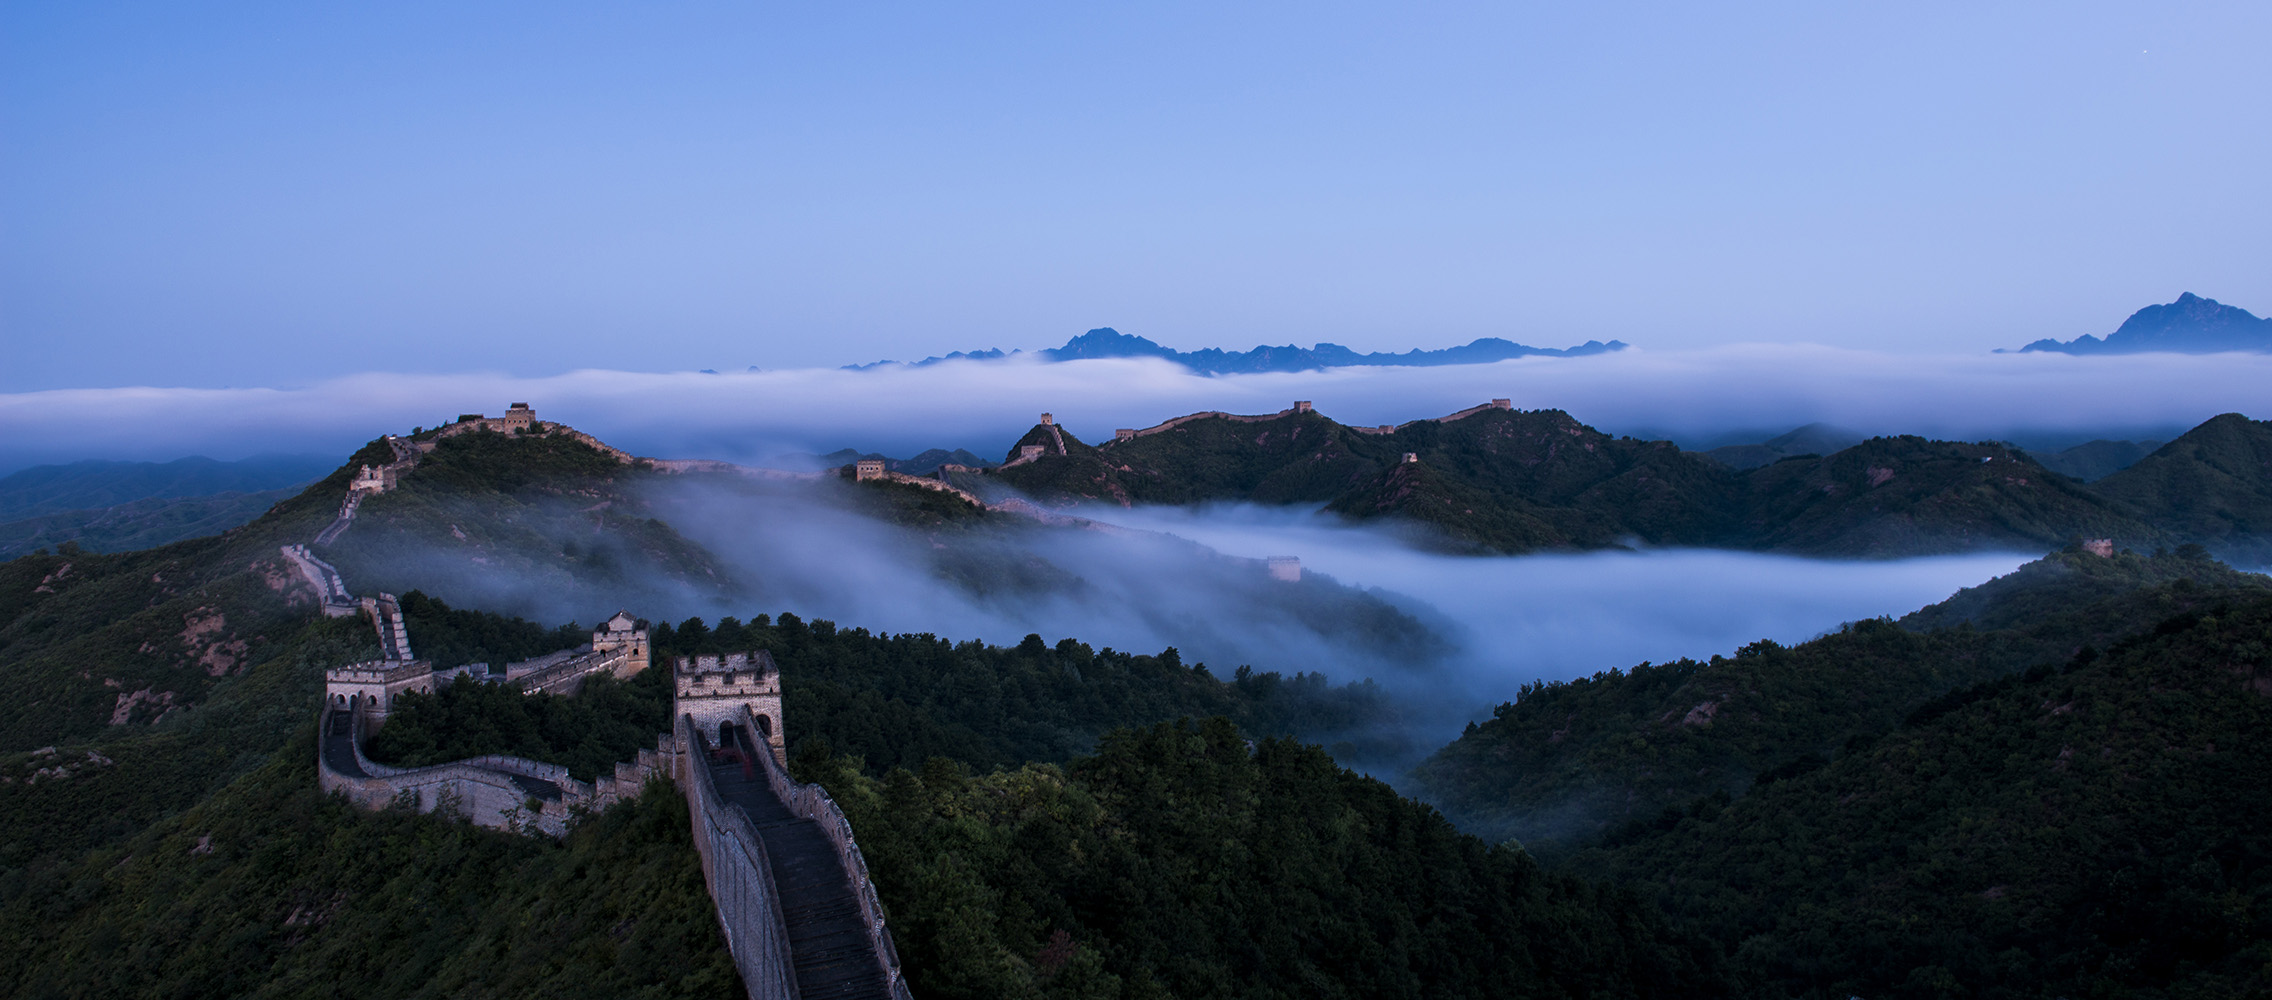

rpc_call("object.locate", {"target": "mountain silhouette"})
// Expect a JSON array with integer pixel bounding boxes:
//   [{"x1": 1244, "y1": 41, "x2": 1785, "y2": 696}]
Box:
[
  {"x1": 2017, "y1": 292, "x2": 2272, "y2": 354},
  {"x1": 848, "y1": 328, "x2": 1626, "y2": 374}
]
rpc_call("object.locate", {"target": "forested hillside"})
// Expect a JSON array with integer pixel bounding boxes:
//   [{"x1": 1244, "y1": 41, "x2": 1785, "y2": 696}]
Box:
[
  {"x1": 0, "y1": 487, "x2": 302, "y2": 561},
  {"x1": 1570, "y1": 591, "x2": 2272, "y2": 999},
  {"x1": 3, "y1": 746, "x2": 738, "y2": 1000},
  {"x1": 984, "y1": 406, "x2": 2272, "y2": 560},
  {"x1": 1413, "y1": 548, "x2": 2272, "y2": 851},
  {"x1": 8, "y1": 407, "x2": 2272, "y2": 998},
  {"x1": 2093, "y1": 413, "x2": 2272, "y2": 565},
  {"x1": 801, "y1": 718, "x2": 1718, "y2": 999}
]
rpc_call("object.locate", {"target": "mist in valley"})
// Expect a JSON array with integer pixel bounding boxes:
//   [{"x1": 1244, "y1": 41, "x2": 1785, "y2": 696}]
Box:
[
  {"x1": 1079, "y1": 503, "x2": 2035, "y2": 756},
  {"x1": 340, "y1": 463, "x2": 2035, "y2": 777}
]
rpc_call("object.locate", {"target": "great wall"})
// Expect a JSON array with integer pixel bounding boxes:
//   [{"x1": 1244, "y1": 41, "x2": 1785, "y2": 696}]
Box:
[
  {"x1": 290, "y1": 403, "x2": 910, "y2": 1000},
  {"x1": 280, "y1": 395, "x2": 1538, "y2": 995}
]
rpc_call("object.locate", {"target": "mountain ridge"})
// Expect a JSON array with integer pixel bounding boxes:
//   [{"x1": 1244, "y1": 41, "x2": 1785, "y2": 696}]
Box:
[
  {"x1": 973, "y1": 402, "x2": 2272, "y2": 560},
  {"x1": 848, "y1": 326, "x2": 1627, "y2": 374},
  {"x1": 2017, "y1": 292, "x2": 2272, "y2": 355}
]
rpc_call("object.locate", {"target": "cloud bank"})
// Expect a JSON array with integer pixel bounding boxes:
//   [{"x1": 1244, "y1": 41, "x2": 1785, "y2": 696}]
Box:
[
  {"x1": 3, "y1": 347, "x2": 2268, "y2": 472},
  {"x1": 1081, "y1": 503, "x2": 2032, "y2": 706}
]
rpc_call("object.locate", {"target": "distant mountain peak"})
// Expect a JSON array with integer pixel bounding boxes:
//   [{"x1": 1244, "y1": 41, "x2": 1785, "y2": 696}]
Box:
[
  {"x1": 848, "y1": 327, "x2": 1627, "y2": 374},
  {"x1": 2017, "y1": 293, "x2": 2272, "y2": 355},
  {"x1": 1050, "y1": 328, "x2": 1177, "y2": 361}
]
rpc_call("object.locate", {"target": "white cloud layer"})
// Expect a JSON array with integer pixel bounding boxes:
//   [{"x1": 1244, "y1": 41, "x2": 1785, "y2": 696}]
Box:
[
  {"x1": 1079, "y1": 504, "x2": 2033, "y2": 704},
  {"x1": 3, "y1": 347, "x2": 2268, "y2": 471}
]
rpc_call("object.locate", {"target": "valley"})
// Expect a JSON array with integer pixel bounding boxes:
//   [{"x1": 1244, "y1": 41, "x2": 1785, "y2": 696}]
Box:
[
  {"x1": 14, "y1": 6, "x2": 2270, "y2": 996},
  {"x1": 3, "y1": 403, "x2": 2269, "y2": 1000}
]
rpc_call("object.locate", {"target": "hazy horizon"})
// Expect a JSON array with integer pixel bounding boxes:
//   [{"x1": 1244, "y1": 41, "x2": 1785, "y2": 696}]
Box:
[{"x1": 2, "y1": 346, "x2": 2263, "y2": 474}]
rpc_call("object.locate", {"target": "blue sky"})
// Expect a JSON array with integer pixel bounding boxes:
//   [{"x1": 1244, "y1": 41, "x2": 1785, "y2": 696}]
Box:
[{"x1": 5, "y1": 1, "x2": 2269, "y2": 391}]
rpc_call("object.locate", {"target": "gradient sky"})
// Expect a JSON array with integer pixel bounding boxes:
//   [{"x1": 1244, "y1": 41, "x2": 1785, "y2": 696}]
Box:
[{"x1": 5, "y1": 1, "x2": 2268, "y2": 391}]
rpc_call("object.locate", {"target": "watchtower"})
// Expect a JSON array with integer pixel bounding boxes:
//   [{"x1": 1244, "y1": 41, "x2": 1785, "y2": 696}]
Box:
[
  {"x1": 676, "y1": 651, "x2": 785, "y2": 765},
  {"x1": 324, "y1": 660, "x2": 434, "y2": 732},
  {"x1": 349, "y1": 465, "x2": 391, "y2": 493},
  {"x1": 498, "y1": 402, "x2": 536, "y2": 431},
  {"x1": 591, "y1": 610, "x2": 650, "y2": 673},
  {"x1": 854, "y1": 459, "x2": 886, "y2": 481}
]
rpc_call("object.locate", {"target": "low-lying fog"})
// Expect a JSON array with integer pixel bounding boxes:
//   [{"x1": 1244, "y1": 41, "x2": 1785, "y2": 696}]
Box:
[
  {"x1": 340, "y1": 470, "x2": 2032, "y2": 774},
  {"x1": 650, "y1": 481, "x2": 2027, "y2": 769},
  {"x1": 1081, "y1": 503, "x2": 2031, "y2": 706}
]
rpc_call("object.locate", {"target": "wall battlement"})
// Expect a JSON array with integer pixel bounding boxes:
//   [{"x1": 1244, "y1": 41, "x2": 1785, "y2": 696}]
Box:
[
  {"x1": 319, "y1": 705, "x2": 671, "y2": 837},
  {"x1": 676, "y1": 651, "x2": 785, "y2": 766}
]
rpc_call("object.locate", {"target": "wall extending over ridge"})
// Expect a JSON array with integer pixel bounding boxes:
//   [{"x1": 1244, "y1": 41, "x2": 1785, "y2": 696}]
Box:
[
  {"x1": 280, "y1": 544, "x2": 358, "y2": 616},
  {"x1": 318, "y1": 702, "x2": 667, "y2": 837}
]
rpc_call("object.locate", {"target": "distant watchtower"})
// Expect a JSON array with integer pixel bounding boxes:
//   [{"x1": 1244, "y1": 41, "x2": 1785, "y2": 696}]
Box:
[
  {"x1": 498, "y1": 402, "x2": 536, "y2": 431},
  {"x1": 592, "y1": 611, "x2": 650, "y2": 667},
  {"x1": 676, "y1": 651, "x2": 785, "y2": 765},
  {"x1": 854, "y1": 459, "x2": 886, "y2": 481}
]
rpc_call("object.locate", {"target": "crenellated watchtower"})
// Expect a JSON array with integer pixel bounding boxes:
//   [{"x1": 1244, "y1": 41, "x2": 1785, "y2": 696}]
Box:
[{"x1": 677, "y1": 651, "x2": 785, "y2": 766}]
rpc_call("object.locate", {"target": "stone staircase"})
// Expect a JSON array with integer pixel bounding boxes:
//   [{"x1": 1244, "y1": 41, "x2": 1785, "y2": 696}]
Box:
[{"x1": 705, "y1": 728, "x2": 895, "y2": 1000}]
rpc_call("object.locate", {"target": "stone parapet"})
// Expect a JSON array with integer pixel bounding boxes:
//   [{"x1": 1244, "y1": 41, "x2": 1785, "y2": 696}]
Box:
[
  {"x1": 874, "y1": 470, "x2": 986, "y2": 508},
  {"x1": 318, "y1": 707, "x2": 667, "y2": 838},
  {"x1": 515, "y1": 644, "x2": 638, "y2": 697},
  {"x1": 738, "y1": 704, "x2": 912, "y2": 999},
  {"x1": 280, "y1": 544, "x2": 358, "y2": 615},
  {"x1": 677, "y1": 713, "x2": 800, "y2": 1000},
  {"x1": 1098, "y1": 405, "x2": 1312, "y2": 445}
]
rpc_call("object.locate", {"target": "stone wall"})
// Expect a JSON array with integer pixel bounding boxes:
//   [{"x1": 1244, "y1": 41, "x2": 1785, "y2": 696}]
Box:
[
  {"x1": 1099, "y1": 404, "x2": 1311, "y2": 444},
  {"x1": 676, "y1": 713, "x2": 800, "y2": 1000},
  {"x1": 513, "y1": 642, "x2": 643, "y2": 697},
  {"x1": 279, "y1": 544, "x2": 358, "y2": 616},
  {"x1": 737, "y1": 704, "x2": 914, "y2": 999},
  {"x1": 317, "y1": 706, "x2": 666, "y2": 838},
  {"x1": 875, "y1": 470, "x2": 987, "y2": 508}
]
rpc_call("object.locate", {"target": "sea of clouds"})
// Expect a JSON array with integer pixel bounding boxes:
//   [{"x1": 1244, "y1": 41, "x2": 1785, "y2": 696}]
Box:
[
  {"x1": 1079, "y1": 503, "x2": 2033, "y2": 704},
  {"x1": 8, "y1": 348, "x2": 2178, "y2": 769},
  {"x1": 4, "y1": 346, "x2": 2270, "y2": 472}
]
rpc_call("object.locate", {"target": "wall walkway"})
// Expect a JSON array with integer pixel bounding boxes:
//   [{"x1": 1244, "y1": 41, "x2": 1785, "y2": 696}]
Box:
[
  {"x1": 681, "y1": 708, "x2": 911, "y2": 1000},
  {"x1": 318, "y1": 706, "x2": 663, "y2": 837}
]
